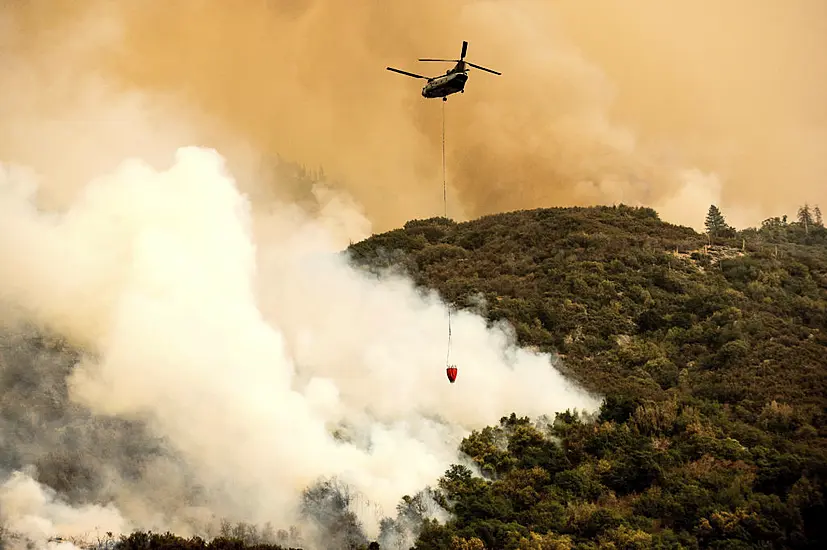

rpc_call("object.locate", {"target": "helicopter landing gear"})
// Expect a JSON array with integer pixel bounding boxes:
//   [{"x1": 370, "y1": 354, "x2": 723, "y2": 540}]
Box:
[{"x1": 442, "y1": 97, "x2": 447, "y2": 102}]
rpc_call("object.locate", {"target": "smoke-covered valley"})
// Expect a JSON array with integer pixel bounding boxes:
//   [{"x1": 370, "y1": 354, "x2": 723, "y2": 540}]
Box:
[{"x1": 0, "y1": 145, "x2": 599, "y2": 548}]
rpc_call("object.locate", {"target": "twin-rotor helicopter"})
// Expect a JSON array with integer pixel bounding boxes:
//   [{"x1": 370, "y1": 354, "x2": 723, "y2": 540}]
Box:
[
  {"x1": 386, "y1": 40, "x2": 502, "y2": 385},
  {"x1": 386, "y1": 40, "x2": 501, "y2": 101}
]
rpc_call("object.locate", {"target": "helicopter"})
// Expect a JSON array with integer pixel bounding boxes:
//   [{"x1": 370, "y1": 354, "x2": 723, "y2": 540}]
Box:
[{"x1": 386, "y1": 40, "x2": 501, "y2": 101}]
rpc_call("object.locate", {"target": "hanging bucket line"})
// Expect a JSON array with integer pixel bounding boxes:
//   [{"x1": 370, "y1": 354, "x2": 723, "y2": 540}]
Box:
[
  {"x1": 442, "y1": 98, "x2": 448, "y2": 219},
  {"x1": 442, "y1": 100, "x2": 454, "y2": 369},
  {"x1": 446, "y1": 309, "x2": 453, "y2": 366}
]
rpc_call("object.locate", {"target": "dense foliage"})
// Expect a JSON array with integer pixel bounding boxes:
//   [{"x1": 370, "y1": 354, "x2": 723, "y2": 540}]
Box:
[{"x1": 345, "y1": 204, "x2": 827, "y2": 549}]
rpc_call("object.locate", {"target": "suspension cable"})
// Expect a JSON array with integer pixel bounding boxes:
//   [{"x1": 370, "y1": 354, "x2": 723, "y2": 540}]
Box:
[
  {"x1": 442, "y1": 99, "x2": 452, "y2": 366},
  {"x1": 446, "y1": 309, "x2": 452, "y2": 366},
  {"x1": 442, "y1": 99, "x2": 447, "y2": 219}
]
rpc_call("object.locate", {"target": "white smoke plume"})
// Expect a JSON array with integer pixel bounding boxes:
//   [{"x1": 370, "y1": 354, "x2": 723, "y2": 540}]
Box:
[
  {"x1": 0, "y1": 145, "x2": 600, "y2": 544},
  {"x1": 0, "y1": 469, "x2": 126, "y2": 550}
]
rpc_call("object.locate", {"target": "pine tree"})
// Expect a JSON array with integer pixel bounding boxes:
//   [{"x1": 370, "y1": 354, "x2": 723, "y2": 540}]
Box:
[
  {"x1": 798, "y1": 203, "x2": 813, "y2": 234},
  {"x1": 814, "y1": 205, "x2": 823, "y2": 227},
  {"x1": 704, "y1": 205, "x2": 727, "y2": 243}
]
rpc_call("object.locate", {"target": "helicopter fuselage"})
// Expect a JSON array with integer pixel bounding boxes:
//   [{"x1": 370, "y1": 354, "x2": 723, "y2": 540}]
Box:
[{"x1": 422, "y1": 71, "x2": 468, "y2": 99}]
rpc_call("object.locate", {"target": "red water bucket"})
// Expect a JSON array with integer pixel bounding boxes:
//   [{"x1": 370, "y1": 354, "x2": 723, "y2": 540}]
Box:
[{"x1": 446, "y1": 366, "x2": 457, "y2": 383}]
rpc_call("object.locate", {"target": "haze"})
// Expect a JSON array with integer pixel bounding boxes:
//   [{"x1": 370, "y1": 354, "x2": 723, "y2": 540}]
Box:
[
  {"x1": 3, "y1": 0, "x2": 826, "y2": 232},
  {"x1": 1, "y1": 1, "x2": 825, "y2": 547}
]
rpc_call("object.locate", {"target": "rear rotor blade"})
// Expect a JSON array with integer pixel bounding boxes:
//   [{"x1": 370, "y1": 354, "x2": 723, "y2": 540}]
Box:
[
  {"x1": 386, "y1": 67, "x2": 429, "y2": 79},
  {"x1": 461, "y1": 40, "x2": 468, "y2": 60},
  {"x1": 466, "y1": 62, "x2": 501, "y2": 75}
]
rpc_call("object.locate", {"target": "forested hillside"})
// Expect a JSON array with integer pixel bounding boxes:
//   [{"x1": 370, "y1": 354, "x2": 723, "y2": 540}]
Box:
[
  {"x1": 343, "y1": 204, "x2": 827, "y2": 549},
  {"x1": 4, "y1": 203, "x2": 826, "y2": 550}
]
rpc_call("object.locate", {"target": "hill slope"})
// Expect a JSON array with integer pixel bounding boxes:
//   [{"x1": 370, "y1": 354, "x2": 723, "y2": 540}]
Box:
[
  {"x1": 348, "y1": 205, "x2": 827, "y2": 414},
  {"x1": 2, "y1": 204, "x2": 825, "y2": 550},
  {"x1": 344, "y1": 205, "x2": 827, "y2": 549}
]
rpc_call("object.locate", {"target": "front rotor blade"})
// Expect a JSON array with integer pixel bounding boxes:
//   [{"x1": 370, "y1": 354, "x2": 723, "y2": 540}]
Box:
[
  {"x1": 386, "y1": 67, "x2": 429, "y2": 79},
  {"x1": 418, "y1": 58, "x2": 458, "y2": 63},
  {"x1": 461, "y1": 41, "x2": 468, "y2": 60}
]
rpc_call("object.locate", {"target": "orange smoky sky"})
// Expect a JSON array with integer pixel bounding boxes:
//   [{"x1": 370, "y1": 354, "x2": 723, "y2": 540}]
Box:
[{"x1": 2, "y1": 0, "x2": 826, "y2": 232}]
